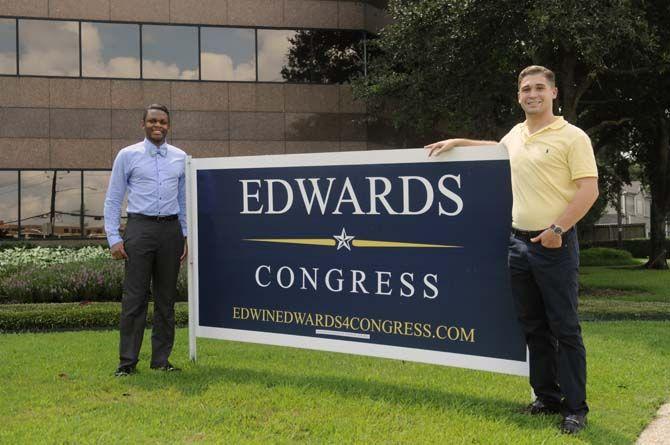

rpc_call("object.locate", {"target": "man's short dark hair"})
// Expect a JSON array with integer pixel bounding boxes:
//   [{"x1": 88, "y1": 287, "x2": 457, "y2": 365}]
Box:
[
  {"x1": 143, "y1": 104, "x2": 170, "y2": 122},
  {"x1": 518, "y1": 66, "x2": 556, "y2": 87}
]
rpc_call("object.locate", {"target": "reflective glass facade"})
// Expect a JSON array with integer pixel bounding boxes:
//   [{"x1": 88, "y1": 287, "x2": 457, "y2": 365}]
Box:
[
  {"x1": 0, "y1": 18, "x2": 16, "y2": 75},
  {"x1": 0, "y1": 171, "x2": 18, "y2": 237},
  {"x1": 82, "y1": 22, "x2": 140, "y2": 78},
  {"x1": 257, "y1": 29, "x2": 297, "y2": 82},
  {"x1": 2, "y1": 17, "x2": 365, "y2": 84},
  {"x1": 142, "y1": 25, "x2": 199, "y2": 80},
  {"x1": 201, "y1": 27, "x2": 255, "y2": 81},
  {"x1": 19, "y1": 19, "x2": 79, "y2": 76},
  {"x1": 0, "y1": 169, "x2": 124, "y2": 239}
]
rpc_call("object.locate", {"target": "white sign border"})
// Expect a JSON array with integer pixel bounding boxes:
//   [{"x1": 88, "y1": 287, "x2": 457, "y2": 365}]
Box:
[{"x1": 187, "y1": 146, "x2": 529, "y2": 377}]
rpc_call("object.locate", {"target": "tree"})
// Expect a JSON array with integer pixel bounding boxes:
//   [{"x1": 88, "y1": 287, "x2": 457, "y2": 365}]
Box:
[
  {"x1": 354, "y1": 0, "x2": 527, "y2": 142},
  {"x1": 355, "y1": 0, "x2": 669, "y2": 265},
  {"x1": 589, "y1": 1, "x2": 670, "y2": 268},
  {"x1": 354, "y1": 0, "x2": 648, "y2": 142}
]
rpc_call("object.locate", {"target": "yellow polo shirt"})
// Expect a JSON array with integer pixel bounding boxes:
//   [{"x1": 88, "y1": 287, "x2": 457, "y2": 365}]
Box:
[{"x1": 500, "y1": 117, "x2": 598, "y2": 231}]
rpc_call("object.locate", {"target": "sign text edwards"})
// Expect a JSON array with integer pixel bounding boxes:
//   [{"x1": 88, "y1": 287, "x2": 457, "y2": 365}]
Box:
[{"x1": 187, "y1": 147, "x2": 529, "y2": 376}]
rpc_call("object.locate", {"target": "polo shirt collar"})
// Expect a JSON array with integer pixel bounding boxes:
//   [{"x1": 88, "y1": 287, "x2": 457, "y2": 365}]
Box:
[{"x1": 521, "y1": 116, "x2": 567, "y2": 139}]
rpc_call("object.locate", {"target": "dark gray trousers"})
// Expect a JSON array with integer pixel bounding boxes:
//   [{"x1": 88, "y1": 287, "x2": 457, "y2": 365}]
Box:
[
  {"x1": 508, "y1": 229, "x2": 588, "y2": 416},
  {"x1": 119, "y1": 216, "x2": 183, "y2": 368}
]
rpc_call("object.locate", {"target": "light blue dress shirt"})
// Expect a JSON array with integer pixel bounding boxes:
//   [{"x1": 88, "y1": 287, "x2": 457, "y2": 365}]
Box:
[{"x1": 104, "y1": 138, "x2": 187, "y2": 247}]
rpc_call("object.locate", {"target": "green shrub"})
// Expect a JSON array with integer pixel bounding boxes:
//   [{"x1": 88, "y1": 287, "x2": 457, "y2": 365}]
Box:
[
  {"x1": 0, "y1": 302, "x2": 188, "y2": 332},
  {"x1": 579, "y1": 239, "x2": 670, "y2": 259},
  {"x1": 0, "y1": 245, "x2": 108, "y2": 273},
  {"x1": 0, "y1": 258, "x2": 187, "y2": 303},
  {"x1": 580, "y1": 247, "x2": 638, "y2": 266},
  {"x1": 0, "y1": 241, "x2": 39, "y2": 251}
]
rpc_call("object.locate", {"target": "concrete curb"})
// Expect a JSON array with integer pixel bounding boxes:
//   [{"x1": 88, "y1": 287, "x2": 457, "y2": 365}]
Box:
[{"x1": 636, "y1": 402, "x2": 670, "y2": 444}]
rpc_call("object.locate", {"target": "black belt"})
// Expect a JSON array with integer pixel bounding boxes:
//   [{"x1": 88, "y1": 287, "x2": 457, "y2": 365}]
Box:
[
  {"x1": 128, "y1": 213, "x2": 178, "y2": 222},
  {"x1": 511, "y1": 227, "x2": 545, "y2": 239},
  {"x1": 512, "y1": 227, "x2": 573, "y2": 240}
]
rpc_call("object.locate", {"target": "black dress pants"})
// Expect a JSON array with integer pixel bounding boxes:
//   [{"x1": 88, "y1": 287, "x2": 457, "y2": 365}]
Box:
[
  {"x1": 508, "y1": 229, "x2": 588, "y2": 416},
  {"x1": 118, "y1": 216, "x2": 183, "y2": 368}
]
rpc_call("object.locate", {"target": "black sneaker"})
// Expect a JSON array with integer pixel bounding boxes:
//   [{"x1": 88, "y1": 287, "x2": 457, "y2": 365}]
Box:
[
  {"x1": 522, "y1": 399, "x2": 561, "y2": 415},
  {"x1": 150, "y1": 362, "x2": 181, "y2": 372},
  {"x1": 114, "y1": 365, "x2": 136, "y2": 377},
  {"x1": 560, "y1": 414, "x2": 587, "y2": 434}
]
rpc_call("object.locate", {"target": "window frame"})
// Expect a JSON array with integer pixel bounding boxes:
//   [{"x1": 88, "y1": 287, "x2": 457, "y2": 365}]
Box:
[
  {"x1": 0, "y1": 15, "x2": 369, "y2": 85},
  {"x1": 80, "y1": 21, "x2": 142, "y2": 79},
  {"x1": 0, "y1": 168, "x2": 118, "y2": 240},
  {"x1": 17, "y1": 18, "x2": 81, "y2": 77}
]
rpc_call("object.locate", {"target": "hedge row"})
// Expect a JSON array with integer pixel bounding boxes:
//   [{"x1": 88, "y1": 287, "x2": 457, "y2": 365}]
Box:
[
  {"x1": 580, "y1": 239, "x2": 670, "y2": 259},
  {"x1": 0, "y1": 259, "x2": 187, "y2": 304},
  {"x1": 0, "y1": 302, "x2": 189, "y2": 332},
  {"x1": 2, "y1": 300, "x2": 666, "y2": 332},
  {"x1": 579, "y1": 248, "x2": 638, "y2": 267}
]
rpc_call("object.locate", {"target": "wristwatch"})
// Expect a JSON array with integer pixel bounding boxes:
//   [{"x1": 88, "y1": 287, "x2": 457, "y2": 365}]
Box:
[{"x1": 549, "y1": 224, "x2": 564, "y2": 236}]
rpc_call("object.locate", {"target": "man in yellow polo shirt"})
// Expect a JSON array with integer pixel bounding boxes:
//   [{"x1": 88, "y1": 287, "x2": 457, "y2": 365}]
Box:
[{"x1": 425, "y1": 65, "x2": 599, "y2": 434}]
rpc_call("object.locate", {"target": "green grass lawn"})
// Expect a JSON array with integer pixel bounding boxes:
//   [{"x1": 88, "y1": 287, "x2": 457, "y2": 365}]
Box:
[
  {"x1": 579, "y1": 265, "x2": 670, "y2": 320},
  {"x1": 1, "y1": 323, "x2": 668, "y2": 444},
  {"x1": 580, "y1": 265, "x2": 670, "y2": 303}
]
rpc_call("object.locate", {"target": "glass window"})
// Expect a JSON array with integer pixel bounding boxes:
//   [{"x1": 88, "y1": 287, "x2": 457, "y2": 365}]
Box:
[
  {"x1": 201, "y1": 27, "x2": 255, "y2": 81},
  {"x1": 84, "y1": 171, "x2": 126, "y2": 238},
  {"x1": 53, "y1": 171, "x2": 82, "y2": 237},
  {"x1": 311, "y1": 30, "x2": 364, "y2": 84},
  {"x1": 0, "y1": 19, "x2": 17, "y2": 75},
  {"x1": 257, "y1": 29, "x2": 297, "y2": 82},
  {"x1": 19, "y1": 19, "x2": 79, "y2": 76},
  {"x1": 283, "y1": 30, "x2": 365, "y2": 84},
  {"x1": 82, "y1": 22, "x2": 140, "y2": 78},
  {"x1": 142, "y1": 25, "x2": 198, "y2": 80},
  {"x1": 258, "y1": 29, "x2": 364, "y2": 83},
  {"x1": 625, "y1": 194, "x2": 636, "y2": 216},
  {"x1": 635, "y1": 195, "x2": 643, "y2": 216},
  {"x1": 0, "y1": 171, "x2": 19, "y2": 238},
  {"x1": 644, "y1": 198, "x2": 651, "y2": 217},
  {"x1": 20, "y1": 171, "x2": 54, "y2": 238}
]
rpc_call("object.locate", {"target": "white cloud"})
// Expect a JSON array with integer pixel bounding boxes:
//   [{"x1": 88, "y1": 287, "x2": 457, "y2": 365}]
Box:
[
  {"x1": 81, "y1": 23, "x2": 139, "y2": 78},
  {"x1": 19, "y1": 20, "x2": 79, "y2": 76},
  {"x1": 0, "y1": 52, "x2": 15, "y2": 74},
  {"x1": 201, "y1": 52, "x2": 255, "y2": 81},
  {"x1": 258, "y1": 30, "x2": 296, "y2": 82},
  {"x1": 142, "y1": 59, "x2": 198, "y2": 80},
  {"x1": 84, "y1": 56, "x2": 140, "y2": 78}
]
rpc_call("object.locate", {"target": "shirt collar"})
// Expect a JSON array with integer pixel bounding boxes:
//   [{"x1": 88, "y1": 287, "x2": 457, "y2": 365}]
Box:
[
  {"x1": 143, "y1": 138, "x2": 168, "y2": 157},
  {"x1": 521, "y1": 116, "x2": 567, "y2": 139}
]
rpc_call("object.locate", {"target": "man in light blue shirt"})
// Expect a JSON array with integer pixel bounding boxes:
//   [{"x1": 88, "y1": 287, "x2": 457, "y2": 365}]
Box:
[{"x1": 104, "y1": 103, "x2": 187, "y2": 377}]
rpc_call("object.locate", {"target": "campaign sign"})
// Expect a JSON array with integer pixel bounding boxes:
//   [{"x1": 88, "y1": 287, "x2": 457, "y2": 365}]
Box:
[{"x1": 186, "y1": 147, "x2": 528, "y2": 376}]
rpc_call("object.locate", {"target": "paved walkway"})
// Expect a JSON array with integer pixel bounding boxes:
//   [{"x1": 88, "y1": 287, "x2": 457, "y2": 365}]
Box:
[{"x1": 637, "y1": 402, "x2": 670, "y2": 444}]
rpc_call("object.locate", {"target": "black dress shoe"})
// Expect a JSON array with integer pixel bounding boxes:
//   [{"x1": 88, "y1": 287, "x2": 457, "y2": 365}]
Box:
[
  {"x1": 150, "y1": 362, "x2": 181, "y2": 372},
  {"x1": 560, "y1": 414, "x2": 587, "y2": 434},
  {"x1": 523, "y1": 399, "x2": 561, "y2": 415},
  {"x1": 114, "y1": 365, "x2": 136, "y2": 377}
]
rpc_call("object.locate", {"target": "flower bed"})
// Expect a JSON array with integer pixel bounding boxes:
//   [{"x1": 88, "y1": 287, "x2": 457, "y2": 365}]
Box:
[{"x1": 0, "y1": 247, "x2": 187, "y2": 303}]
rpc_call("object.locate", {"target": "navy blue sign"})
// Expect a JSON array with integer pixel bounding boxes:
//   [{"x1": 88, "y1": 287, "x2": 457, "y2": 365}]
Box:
[{"x1": 188, "y1": 148, "x2": 528, "y2": 375}]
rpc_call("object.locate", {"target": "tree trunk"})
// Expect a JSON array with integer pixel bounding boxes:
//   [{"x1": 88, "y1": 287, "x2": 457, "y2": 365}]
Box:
[
  {"x1": 557, "y1": 50, "x2": 594, "y2": 126},
  {"x1": 644, "y1": 116, "x2": 670, "y2": 269},
  {"x1": 558, "y1": 52, "x2": 579, "y2": 124},
  {"x1": 616, "y1": 188, "x2": 623, "y2": 250}
]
